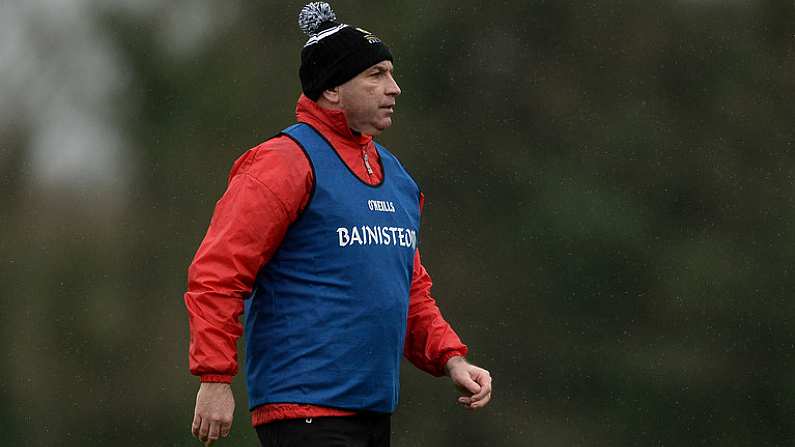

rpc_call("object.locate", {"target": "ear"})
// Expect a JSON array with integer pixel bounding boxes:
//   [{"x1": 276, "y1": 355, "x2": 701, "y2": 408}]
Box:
[{"x1": 321, "y1": 86, "x2": 340, "y2": 105}]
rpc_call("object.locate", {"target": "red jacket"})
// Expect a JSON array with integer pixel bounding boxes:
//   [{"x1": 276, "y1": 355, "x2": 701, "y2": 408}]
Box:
[{"x1": 184, "y1": 95, "x2": 467, "y2": 425}]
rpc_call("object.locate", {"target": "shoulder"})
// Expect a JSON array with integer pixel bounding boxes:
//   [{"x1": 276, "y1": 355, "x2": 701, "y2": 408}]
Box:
[
  {"x1": 229, "y1": 134, "x2": 312, "y2": 185},
  {"x1": 375, "y1": 141, "x2": 420, "y2": 191},
  {"x1": 223, "y1": 133, "x2": 315, "y2": 217},
  {"x1": 374, "y1": 141, "x2": 403, "y2": 169}
]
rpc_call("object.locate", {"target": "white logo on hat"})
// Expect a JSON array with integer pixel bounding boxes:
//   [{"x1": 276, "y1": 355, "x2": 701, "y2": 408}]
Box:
[{"x1": 357, "y1": 27, "x2": 382, "y2": 44}]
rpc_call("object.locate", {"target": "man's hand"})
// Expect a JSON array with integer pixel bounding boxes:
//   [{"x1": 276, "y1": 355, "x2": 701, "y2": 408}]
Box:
[
  {"x1": 192, "y1": 382, "x2": 235, "y2": 446},
  {"x1": 445, "y1": 356, "x2": 492, "y2": 410}
]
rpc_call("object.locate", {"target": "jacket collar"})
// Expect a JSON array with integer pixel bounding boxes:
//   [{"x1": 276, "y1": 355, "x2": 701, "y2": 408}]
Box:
[{"x1": 295, "y1": 94, "x2": 372, "y2": 147}]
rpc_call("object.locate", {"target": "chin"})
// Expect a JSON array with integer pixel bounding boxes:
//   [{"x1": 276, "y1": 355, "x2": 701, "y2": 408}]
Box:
[
  {"x1": 363, "y1": 117, "x2": 392, "y2": 136},
  {"x1": 377, "y1": 118, "x2": 393, "y2": 131}
]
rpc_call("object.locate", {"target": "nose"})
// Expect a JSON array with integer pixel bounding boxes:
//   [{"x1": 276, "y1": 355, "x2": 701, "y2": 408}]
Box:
[{"x1": 386, "y1": 73, "x2": 401, "y2": 97}]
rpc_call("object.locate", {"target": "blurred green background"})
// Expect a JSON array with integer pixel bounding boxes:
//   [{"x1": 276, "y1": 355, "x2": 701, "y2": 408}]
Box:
[{"x1": 2, "y1": 0, "x2": 794, "y2": 445}]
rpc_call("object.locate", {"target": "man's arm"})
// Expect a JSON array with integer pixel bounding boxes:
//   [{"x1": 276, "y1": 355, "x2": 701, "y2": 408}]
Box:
[
  {"x1": 184, "y1": 138, "x2": 312, "y2": 444},
  {"x1": 184, "y1": 173, "x2": 288, "y2": 381},
  {"x1": 403, "y1": 250, "x2": 468, "y2": 375},
  {"x1": 403, "y1": 250, "x2": 492, "y2": 409}
]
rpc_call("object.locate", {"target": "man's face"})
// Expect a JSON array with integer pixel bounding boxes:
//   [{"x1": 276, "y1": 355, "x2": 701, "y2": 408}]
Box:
[{"x1": 337, "y1": 60, "x2": 401, "y2": 136}]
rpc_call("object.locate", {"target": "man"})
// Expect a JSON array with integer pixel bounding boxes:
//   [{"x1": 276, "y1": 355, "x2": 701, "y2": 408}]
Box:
[{"x1": 184, "y1": 3, "x2": 492, "y2": 446}]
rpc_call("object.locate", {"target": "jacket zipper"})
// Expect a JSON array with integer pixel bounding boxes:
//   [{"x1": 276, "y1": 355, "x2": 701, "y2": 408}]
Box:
[{"x1": 362, "y1": 147, "x2": 374, "y2": 176}]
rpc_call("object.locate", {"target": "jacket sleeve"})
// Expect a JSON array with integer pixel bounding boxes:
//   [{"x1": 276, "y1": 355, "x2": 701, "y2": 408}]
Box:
[
  {"x1": 403, "y1": 249, "x2": 469, "y2": 377},
  {"x1": 184, "y1": 137, "x2": 312, "y2": 383}
]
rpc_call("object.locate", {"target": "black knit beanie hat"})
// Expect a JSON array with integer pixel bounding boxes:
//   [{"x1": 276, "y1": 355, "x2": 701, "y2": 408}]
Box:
[{"x1": 298, "y1": 2, "x2": 393, "y2": 101}]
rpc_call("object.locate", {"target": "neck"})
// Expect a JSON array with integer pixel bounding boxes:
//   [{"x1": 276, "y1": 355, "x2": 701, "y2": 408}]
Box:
[
  {"x1": 315, "y1": 96, "x2": 340, "y2": 111},
  {"x1": 315, "y1": 97, "x2": 361, "y2": 135}
]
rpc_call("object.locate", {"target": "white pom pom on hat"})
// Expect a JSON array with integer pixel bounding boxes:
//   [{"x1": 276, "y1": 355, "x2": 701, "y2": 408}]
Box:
[{"x1": 298, "y1": 2, "x2": 337, "y2": 36}]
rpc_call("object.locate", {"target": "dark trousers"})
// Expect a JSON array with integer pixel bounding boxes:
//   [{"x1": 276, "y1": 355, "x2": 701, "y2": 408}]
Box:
[{"x1": 256, "y1": 413, "x2": 391, "y2": 447}]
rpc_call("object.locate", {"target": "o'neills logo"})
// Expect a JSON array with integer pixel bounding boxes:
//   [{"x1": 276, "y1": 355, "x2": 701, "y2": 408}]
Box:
[
  {"x1": 337, "y1": 226, "x2": 417, "y2": 249},
  {"x1": 368, "y1": 200, "x2": 396, "y2": 213}
]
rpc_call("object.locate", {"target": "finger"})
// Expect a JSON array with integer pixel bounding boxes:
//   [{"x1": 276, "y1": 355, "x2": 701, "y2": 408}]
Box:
[
  {"x1": 192, "y1": 414, "x2": 202, "y2": 438},
  {"x1": 471, "y1": 387, "x2": 492, "y2": 406},
  {"x1": 471, "y1": 389, "x2": 492, "y2": 408},
  {"x1": 470, "y1": 373, "x2": 492, "y2": 401},
  {"x1": 221, "y1": 419, "x2": 232, "y2": 438},
  {"x1": 207, "y1": 420, "x2": 221, "y2": 443},
  {"x1": 456, "y1": 374, "x2": 482, "y2": 395},
  {"x1": 471, "y1": 384, "x2": 492, "y2": 409},
  {"x1": 477, "y1": 394, "x2": 492, "y2": 408},
  {"x1": 199, "y1": 417, "x2": 211, "y2": 443}
]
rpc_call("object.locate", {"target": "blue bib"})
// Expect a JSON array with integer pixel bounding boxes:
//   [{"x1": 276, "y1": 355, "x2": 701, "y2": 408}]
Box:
[{"x1": 244, "y1": 123, "x2": 420, "y2": 413}]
